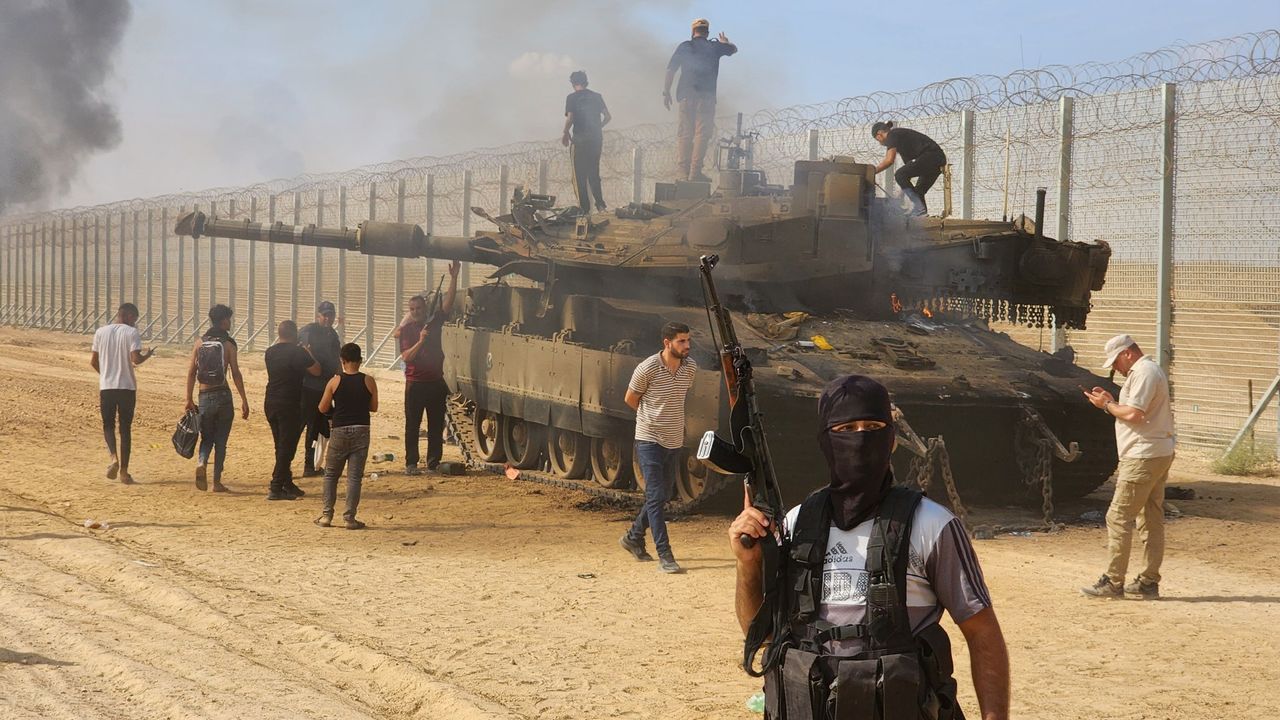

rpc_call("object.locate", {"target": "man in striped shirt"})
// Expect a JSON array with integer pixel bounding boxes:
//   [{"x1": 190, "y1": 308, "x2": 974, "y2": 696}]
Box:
[{"x1": 620, "y1": 322, "x2": 698, "y2": 574}]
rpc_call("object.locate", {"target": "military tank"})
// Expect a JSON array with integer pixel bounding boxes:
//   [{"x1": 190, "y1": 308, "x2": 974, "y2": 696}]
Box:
[{"x1": 174, "y1": 146, "x2": 1116, "y2": 516}]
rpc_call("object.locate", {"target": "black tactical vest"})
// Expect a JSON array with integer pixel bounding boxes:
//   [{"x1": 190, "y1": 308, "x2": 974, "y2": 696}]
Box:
[{"x1": 756, "y1": 487, "x2": 964, "y2": 720}]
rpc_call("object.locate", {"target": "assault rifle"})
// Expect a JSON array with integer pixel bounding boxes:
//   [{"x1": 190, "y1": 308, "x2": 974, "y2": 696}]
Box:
[
  {"x1": 424, "y1": 272, "x2": 448, "y2": 321},
  {"x1": 696, "y1": 254, "x2": 788, "y2": 676},
  {"x1": 695, "y1": 254, "x2": 785, "y2": 544}
]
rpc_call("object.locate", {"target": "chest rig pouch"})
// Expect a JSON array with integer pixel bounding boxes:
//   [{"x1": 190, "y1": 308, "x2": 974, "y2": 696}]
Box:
[{"x1": 762, "y1": 486, "x2": 963, "y2": 720}]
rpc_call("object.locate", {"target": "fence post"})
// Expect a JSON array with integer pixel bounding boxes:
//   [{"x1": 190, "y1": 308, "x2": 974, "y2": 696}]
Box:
[
  {"x1": 337, "y1": 186, "x2": 347, "y2": 339},
  {"x1": 145, "y1": 211, "x2": 153, "y2": 335},
  {"x1": 315, "y1": 189, "x2": 325, "y2": 314},
  {"x1": 292, "y1": 192, "x2": 302, "y2": 322},
  {"x1": 632, "y1": 147, "x2": 644, "y2": 203},
  {"x1": 1051, "y1": 97, "x2": 1074, "y2": 352},
  {"x1": 95, "y1": 216, "x2": 103, "y2": 327},
  {"x1": 191, "y1": 203, "x2": 201, "y2": 339},
  {"x1": 537, "y1": 160, "x2": 548, "y2": 195},
  {"x1": 461, "y1": 170, "x2": 472, "y2": 289},
  {"x1": 366, "y1": 182, "x2": 377, "y2": 350},
  {"x1": 246, "y1": 198, "x2": 256, "y2": 350},
  {"x1": 1156, "y1": 83, "x2": 1175, "y2": 372},
  {"x1": 160, "y1": 209, "x2": 170, "y2": 342},
  {"x1": 228, "y1": 200, "x2": 237, "y2": 334},
  {"x1": 499, "y1": 164, "x2": 510, "y2": 215},
  {"x1": 808, "y1": 129, "x2": 819, "y2": 161},
  {"x1": 175, "y1": 208, "x2": 184, "y2": 341},
  {"x1": 59, "y1": 218, "x2": 67, "y2": 329},
  {"x1": 267, "y1": 196, "x2": 276, "y2": 348},
  {"x1": 131, "y1": 211, "x2": 139, "y2": 316},
  {"x1": 395, "y1": 178, "x2": 406, "y2": 324},
  {"x1": 960, "y1": 110, "x2": 975, "y2": 220},
  {"x1": 424, "y1": 174, "x2": 435, "y2": 287}
]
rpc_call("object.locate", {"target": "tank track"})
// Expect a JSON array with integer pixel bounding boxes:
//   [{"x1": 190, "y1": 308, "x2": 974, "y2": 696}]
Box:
[{"x1": 444, "y1": 395, "x2": 733, "y2": 515}]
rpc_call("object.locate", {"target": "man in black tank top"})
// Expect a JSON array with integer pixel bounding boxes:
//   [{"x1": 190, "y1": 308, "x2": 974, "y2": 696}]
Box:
[{"x1": 316, "y1": 343, "x2": 379, "y2": 530}]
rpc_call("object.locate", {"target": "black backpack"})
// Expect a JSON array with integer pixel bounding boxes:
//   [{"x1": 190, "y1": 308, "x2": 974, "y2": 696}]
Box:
[
  {"x1": 755, "y1": 486, "x2": 963, "y2": 720},
  {"x1": 196, "y1": 339, "x2": 226, "y2": 386}
]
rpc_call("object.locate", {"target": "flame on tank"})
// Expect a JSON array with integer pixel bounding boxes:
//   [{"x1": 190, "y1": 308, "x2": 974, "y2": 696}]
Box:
[
  {"x1": 922, "y1": 307, "x2": 933, "y2": 319},
  {"x1": 890, "y1": 293, "x2": 902, "y2": 314}
]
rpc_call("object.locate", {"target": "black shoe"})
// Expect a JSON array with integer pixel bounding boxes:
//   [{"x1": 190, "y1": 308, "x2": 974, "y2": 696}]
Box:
[
  {"x1": 658, "y1": 554, "x2": 684, "y2": 574},
  {"x1": 689, "y1": 173, "x2": 712, "y2": 184},
  {"x1": 619, "y1": 534, "x2": 654, "y2": 562},
  {"x1": 595, "y1": 201, "x2": 607, "y2": 212},
  {"x1": 405, "y1": 465, "x2": 423, "y2": 476},
  {"x1": 302, "y1": 467, "x2": 323, "y2": 478},
  {"x1": 267, "y1": 488, "x2": 296, "y2": 501},
  {"x1": 283, "y1": 481, "x2": 306, "y2": 498}
]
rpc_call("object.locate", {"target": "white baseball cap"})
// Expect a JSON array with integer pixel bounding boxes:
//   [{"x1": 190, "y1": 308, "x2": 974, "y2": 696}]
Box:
[{"x1": 1101, "y1": 334, "x2": 1136, "y2": 369}]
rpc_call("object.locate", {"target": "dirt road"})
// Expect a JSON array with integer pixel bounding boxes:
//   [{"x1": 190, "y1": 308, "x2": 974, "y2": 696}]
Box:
[{"x1": 1, "y1": 326, "x2": 1276, "y2": 719}]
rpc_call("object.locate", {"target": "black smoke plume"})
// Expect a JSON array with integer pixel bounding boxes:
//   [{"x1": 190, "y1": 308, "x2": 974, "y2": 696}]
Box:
[{"x1": 0, "y1": 0, "x2": 132, "y2": 213}]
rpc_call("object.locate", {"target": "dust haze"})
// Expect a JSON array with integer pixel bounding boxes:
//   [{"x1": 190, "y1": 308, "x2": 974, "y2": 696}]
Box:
[{"x1": 0, "y1": 0, "x2": 131, "y2": 213}]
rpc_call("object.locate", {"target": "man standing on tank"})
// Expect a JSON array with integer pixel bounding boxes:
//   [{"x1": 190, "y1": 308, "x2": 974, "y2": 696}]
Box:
[
  {"x1": 298, "y1": 300, "x2": 342, "y2": 478},
  {"x1": 664, "y1": 18, "x2": 737, "y2": 183},
  {"x1": 562, "y1": 70, "x2": 611, "y2": 214},
  {"x1": 619, "y1": 322, "x2": 698, "y2": 574},
  {"x1": 399, "y1": 260, "x2": 460, "y2": 475}
]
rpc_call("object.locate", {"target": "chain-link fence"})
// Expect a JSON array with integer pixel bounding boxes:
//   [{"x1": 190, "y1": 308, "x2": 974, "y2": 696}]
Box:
[{"x1": 2, "y1": 31, "x2": 1278, "y2": 450}]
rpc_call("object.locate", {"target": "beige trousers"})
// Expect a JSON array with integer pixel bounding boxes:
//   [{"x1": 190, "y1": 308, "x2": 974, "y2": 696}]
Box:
[
  {"x1": 676, "y1": 93, "x2": 716, "y2": 180},
  {"x1": 1105, "y1": 454, "x2": 1174, "y2": 585}
]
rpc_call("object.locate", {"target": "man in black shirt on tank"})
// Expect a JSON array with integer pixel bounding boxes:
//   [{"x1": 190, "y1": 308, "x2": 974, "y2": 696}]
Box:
[
  {"x1": 562, "y1": 70, "x2": 611, "y2": 214},
  {"x1": 263, "y1": 320, "x2": 321, "y2": 500},
  {"x1": 873, "y1": 120, "x2": 947, "y2": 216}
]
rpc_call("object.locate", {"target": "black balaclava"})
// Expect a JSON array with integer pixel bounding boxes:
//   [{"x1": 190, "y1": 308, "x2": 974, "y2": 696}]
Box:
[{"x1": 816, "y1": 375, "x2": 896, "y2": 530}]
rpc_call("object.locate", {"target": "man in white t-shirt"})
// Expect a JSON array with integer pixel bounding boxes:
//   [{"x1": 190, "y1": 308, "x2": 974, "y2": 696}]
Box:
[
  {"x1": 1082, "y1": 335, "x2": 1176, "y2": 600},
  {"x1": 90, "y1": 303, "x2": 154, "y2": 484}
]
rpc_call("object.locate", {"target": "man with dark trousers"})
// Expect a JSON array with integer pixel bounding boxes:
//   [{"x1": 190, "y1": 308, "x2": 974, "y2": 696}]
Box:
[
  {"x1": 263, "y1": 320, "x2": 320, "y2": 500},
  {"x1": 298, "y1": 300, "x2": 341, "y2": 477},
  {"x1": 399, "y1": 260, "x2": 460, "y2": 475},
  {"x1": 664, "y1": 18, "x2": 737, "y2": 182},
  {"x1": 562, "y1": 70, "x2": 611, "y2": 213},
  {"x1": 90, "y1": 303, "x2": 154, "y2": 485}
]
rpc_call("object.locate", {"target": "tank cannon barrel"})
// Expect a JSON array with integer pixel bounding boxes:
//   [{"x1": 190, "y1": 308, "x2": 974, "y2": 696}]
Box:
[{"x1": 173, "y1": 210, "x2": 477, "y2": 263}]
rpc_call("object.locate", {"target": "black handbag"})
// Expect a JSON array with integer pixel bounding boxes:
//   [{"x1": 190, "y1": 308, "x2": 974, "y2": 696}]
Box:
[{"x1": 172, "y1": 409, "x2": 199, "y2": 459}]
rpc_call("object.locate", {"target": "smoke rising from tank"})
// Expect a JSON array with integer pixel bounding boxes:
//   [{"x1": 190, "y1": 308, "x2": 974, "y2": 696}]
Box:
[{"x1": 0, "y1": 0, "x2": 132, "y2": 214}]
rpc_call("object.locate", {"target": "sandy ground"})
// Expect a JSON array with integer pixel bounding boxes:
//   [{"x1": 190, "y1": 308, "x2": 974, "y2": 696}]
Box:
[{"x1": 1, "y1": 325, "x2": 1278, "y2": 719}]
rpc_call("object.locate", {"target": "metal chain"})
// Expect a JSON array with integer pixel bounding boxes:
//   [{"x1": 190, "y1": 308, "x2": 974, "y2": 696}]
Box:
[{"x1": 1036, "y1": 439, "x2": 1056, "y2": 528}]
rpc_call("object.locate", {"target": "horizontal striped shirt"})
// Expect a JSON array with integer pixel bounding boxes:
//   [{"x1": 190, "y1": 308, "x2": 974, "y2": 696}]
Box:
[{"x1": 629, "y1": 352, "x2": 697, "y2": 449}]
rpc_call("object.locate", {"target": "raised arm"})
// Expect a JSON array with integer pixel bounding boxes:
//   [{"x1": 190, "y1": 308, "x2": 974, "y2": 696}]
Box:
[{"x1": 440, "y1": 260, "x2": 460, "y2": 316}]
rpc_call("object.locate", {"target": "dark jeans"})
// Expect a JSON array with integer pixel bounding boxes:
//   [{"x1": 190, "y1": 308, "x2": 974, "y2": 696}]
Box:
[
  {"x1": 571, "y1": 135, "x2": 605, "y2": 212},
  {"x1": 894, "y1": 149, "x2": 946, "y2": 214},
  {"x1": 198, "y1": 387, "x2": 235, "y2": 482},
  {"x1": 405, "y1": 379, "x2": 449, "y2": 469},
  {"x1": 300, "y1": 386, "x2": 328, "y2": 470},
  {"x1": 100, "y1": 389, "x2": 137, "y2": 470},
  {"x1": 323, "y1": 425, "x2": 370, "y2": 521},
  {"x1": 265, "y1": 401, "x2": 304, "y2": 490},
  {"x1": 627, "y1": 441, "x2": 681, "y2": 557}
]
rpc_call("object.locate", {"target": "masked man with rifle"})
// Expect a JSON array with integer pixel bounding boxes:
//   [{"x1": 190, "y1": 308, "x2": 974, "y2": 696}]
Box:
[{"x1": 728, "y1": 374, "x2": 1010, "y2": 719}]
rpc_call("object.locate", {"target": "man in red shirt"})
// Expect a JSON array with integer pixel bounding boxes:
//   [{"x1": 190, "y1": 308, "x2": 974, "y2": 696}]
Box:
[{"x1": 398, "y1": 260, "x2": 460, "y2": 475}]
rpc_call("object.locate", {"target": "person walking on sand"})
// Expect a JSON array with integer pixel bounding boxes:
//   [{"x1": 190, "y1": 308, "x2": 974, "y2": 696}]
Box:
[
  {"x1": 315, "y1": 343, "x2": 378, "y2": 530},
  {"x1": 90, "y1": 303, "x2": 154, "y2": 485},
  {"x1": 185, "y1": 304, "x2": 249, "y2": 493},
  {"x1": 264, "y1": 320, "x2": 321, "y2": 501}
]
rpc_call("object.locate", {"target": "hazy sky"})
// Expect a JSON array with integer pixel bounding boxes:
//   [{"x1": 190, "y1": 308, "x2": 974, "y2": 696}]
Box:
[{"x1": 39, "y1": 0, "x2": 1280, "y2": 209}]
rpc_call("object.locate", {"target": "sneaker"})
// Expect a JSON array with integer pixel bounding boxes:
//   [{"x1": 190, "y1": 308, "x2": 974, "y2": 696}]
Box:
[
  {"x1": 344, "y1": 518, "x2": 366, "y2": 530},
  {"x1": 283, "y1": 481, "x2": 306, "y2": 498},
  {"x1": 194, "y1": 465, "x2": 207, "y2": 491},
  {"x1": 314, "y1": 514, "x2": 332, "y2": 528},
  {"x1": 106, "y1": 461, "x2": 119, "y2": 480},
  {"x1": 405, "y1": 465, "x2": 423, "y2": 476},
  {"x1": 1081, "y1": 574, "x2": 1123, "y2": 598},
  {"x1": 658, "y1": 554, "x2": 684, "y2": 574},
  {"x1": 1124, "y1": 578, "x2": 1160, "y2": 600},
  {"x1": 619, "y1": 534, "x2": 654, "y2": 562},
  {"x1": 689, "y1": 173, "x2": 713, "y2": 184},
  {"x1": 267, "y1": 488, "x2": 295, "y2": 501}
]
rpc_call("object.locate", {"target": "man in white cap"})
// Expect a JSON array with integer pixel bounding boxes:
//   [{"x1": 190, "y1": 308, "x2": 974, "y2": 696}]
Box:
[{"x1": 1080, "y1": 335, "x2": 1175, "y2": 600}]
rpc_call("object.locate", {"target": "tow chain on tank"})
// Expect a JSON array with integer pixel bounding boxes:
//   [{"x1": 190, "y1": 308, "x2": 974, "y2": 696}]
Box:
[
  {"x1": 445, "y1": 395, "x2": 731, "y2": 515},
  {"x1": 1016, "y1": 407, "x2": 1082, "y2": 529},
  {"x1": 895, "y1": 407, "x2": 970, "y2": 531}
]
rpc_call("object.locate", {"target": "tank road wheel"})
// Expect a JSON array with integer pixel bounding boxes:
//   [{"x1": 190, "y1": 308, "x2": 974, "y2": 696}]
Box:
[
  {"x1": 590, "y1": 436, "x2": 634, "y2": 489},
  {"x1": 503, "y1": 418, "x2": 547, "y2": 470},
  {"x1": 472, "y1": 407, "x2": 506, "y2": 463},
  {"x1": 677, "y1": 453, "x2": 717, "y2": 503},
  {"x1": 547, "y1": 427, "x2": 590, "y2": 479}
]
